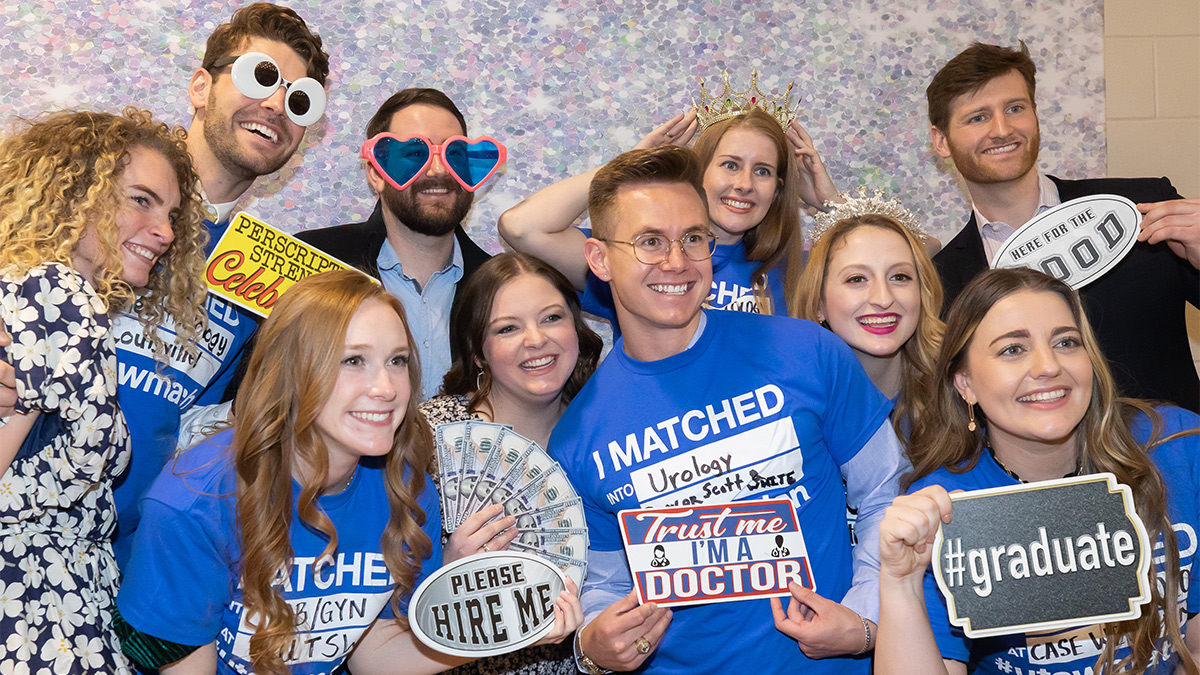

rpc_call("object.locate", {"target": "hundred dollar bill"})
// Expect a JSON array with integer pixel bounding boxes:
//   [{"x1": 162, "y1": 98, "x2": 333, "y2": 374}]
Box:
[
  {"x1": 435, "y1": 421, "x2": 468, "y2": 530},
  {"x1": 479, "y1": 438, "x2": 548, "y2": 508},
  {"x1": 505, "y1": 467, "x2": 579, "y2": 517},
  {"x1": 512, "y1": 497, "x2": 586, "y2": 531},
  {"x1": 510, "y1": 541, "x2": 588, "y2": 587},
  {"x1": 515, "y1": 528, "x2": 590, "y2": 552},
  {"x1": 457, "y1": 421, "x2": 506, "y2": 525}
]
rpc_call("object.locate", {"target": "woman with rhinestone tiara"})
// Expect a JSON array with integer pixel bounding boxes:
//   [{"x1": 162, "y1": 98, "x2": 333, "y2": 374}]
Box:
[
  {"x1": 499, "y1": 72, "x2": 837, "y2": 320},
  {"x1": 789, "y1": 190, "x2": 944, "y2": 438}
]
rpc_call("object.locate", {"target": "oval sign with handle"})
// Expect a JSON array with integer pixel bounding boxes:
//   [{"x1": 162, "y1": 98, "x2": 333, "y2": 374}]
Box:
[
  {"x1": 408, "y1": 551, "x2": 566, "y2": 657},
  {"x1": 990, "y1": 195, "x2": 1141, "y2": 290}
]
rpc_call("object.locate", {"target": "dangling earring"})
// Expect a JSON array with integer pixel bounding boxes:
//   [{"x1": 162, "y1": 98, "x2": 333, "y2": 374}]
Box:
[
  {"x1": 965, "y1": 399, "x2": 977, "y2": 432},
  {"x1": 476, "y1": 365, "x2": 491, "y2": 397}
]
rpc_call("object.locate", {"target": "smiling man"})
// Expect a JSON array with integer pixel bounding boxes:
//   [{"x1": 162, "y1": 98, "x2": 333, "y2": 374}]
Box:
[
  {"x1": 298, "y1": 89, "x2": 491, "y2": 401},
  {"x1": 928, "y1": 42, "x2": 1199, "y2": 412},
  {"x1": 550, "y1": 146, "x2": 906, "y2": 675},
  {"x1": 110, "y1": 3, "x2": 330, "y2": 568}
]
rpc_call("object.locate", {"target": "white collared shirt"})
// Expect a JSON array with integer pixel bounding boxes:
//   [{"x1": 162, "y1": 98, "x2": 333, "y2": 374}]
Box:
[{"x1": 973, "y1": 172, "x2": 1061, "y2": 263}]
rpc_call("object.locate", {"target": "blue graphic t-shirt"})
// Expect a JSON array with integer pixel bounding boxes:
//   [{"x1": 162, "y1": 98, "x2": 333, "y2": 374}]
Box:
[
  {"x1": 579, "y1": 229, "x2": 786, "y2": 336},
  {"x1": 117, "y1": 429, "x2": 443, "y2": 675},
  {"x1": 112, "y1": 218, "x2": 260, "y2": 567},
  {"x1": 911, "y1": 406, "x2": 1200, "y2": 674},
  {"x1": 550, "y1": 309, "x2": 892, "y2": 674}
]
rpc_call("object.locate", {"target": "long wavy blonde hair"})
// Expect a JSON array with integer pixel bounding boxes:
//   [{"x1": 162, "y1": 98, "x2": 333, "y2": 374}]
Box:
[
  {"x1": 0, "y1": 107, "x2": 208, "y2": 346},
  {"x1": 789, "y1": 215, "x2": 944, "y2": 440},
  {"x1": 906, "y1": 267, "x2": 1197, "y2": 674},
  {"x1": 234, "y1": 270, "x2": 433, "y2": 675},
  {"x1": 693, "y1": 108, "x2": 804, "y2": 315}
]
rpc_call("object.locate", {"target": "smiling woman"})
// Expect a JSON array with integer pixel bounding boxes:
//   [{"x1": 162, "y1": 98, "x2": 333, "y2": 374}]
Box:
[
  {"x1": 877, "y1": 268, "x2": 1200, "y2": 675},
  {"x1": 0, "y1": 107, "x2": 208, "y2": 675},
  {"x1": 418, "y1": 252, "x2": 601, "y2": 675}
]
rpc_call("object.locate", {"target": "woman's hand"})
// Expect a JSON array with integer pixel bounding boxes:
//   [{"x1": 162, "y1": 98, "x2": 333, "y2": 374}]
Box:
[
  {"x1": 442, "y1": 503, "x2": 518, "y2": 564},
  {"x1": 634, "y1": 110, "x2": 699, "y2": 150},
  {"x1": 879, "y1": 486, "x2": 954, "y2": 584},
  {"x1": 786, "y1": 120, "x2": 839, "y2": 215},
  {"x1": 534, "y1": 577, "x2": 584, "y2": 645}
]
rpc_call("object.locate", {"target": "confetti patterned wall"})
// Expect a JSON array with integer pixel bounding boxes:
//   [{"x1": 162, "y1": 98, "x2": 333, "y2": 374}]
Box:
[{"x1": 0, "y1": 0, "x2": 1105, "y2": 249}]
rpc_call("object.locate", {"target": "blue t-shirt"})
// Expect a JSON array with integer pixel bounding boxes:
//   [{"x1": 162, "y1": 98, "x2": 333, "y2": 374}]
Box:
[
  {"x1": 117, "y1": 429, "x2": 443, "y2": 675},
  {"x1": 112, "y1": 217, "x2": 260, "y2": 568},
  {"x1": 550, "y1": 309, "x2": 892, "y2": 674},
  {"x1": 579, "y1": 229, "x2": 786, "y2": 336},
  {"x1": 911, "y1": 406, "x2": 1200, "y2": 674}
]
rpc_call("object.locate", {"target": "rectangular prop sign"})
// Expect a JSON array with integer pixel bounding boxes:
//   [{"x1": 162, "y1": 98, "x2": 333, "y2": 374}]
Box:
[
  {"x1": 204, "y1": 211, "x2": 370, "y2": 318},
  {"x1": 933, "y1": 473, "x2": 1151, "y2": 639},
  {"x1": 618, "y1": 499, "x2": 813, "y2": 608}
]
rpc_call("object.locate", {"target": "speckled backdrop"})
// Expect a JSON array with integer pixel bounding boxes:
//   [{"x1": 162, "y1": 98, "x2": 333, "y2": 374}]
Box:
[{"x1": 0, "y1": 0, "x2": 1105, "y2": 249}]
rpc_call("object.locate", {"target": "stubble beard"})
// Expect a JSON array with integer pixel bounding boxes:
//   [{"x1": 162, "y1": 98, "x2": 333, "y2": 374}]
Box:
[
  {"x1": 951, "y1": 124, "x2": 1042, "y2": 186},
  {"x1": 202, "y1": 92, "x2": 296, "y2": 182}
]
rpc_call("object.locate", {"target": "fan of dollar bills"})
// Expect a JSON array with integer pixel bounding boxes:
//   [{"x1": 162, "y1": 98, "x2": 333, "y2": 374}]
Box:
[{"x1": 434, "y1": 420, "x2": 588, "y2": 586}]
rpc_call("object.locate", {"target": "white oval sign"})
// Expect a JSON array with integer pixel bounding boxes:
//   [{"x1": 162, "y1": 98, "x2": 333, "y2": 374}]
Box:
[
  {"x1": 407, "y1": 551, "x2": 566, "y2": 657},
  {"x1": 990, "y1": 194, "x2": 1141, "y2": 290}
]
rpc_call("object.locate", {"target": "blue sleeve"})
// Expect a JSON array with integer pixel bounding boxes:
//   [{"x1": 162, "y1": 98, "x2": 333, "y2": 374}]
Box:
[
  {"x1": 814, "y1": 328, "x2": 893, "y2": 465},
  {"x1": 116, "y1": 494, "x2": 234, "y2": 645}
]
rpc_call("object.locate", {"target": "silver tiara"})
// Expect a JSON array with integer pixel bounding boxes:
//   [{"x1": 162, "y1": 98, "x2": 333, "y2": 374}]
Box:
[{"x1": 809, "y1": 187, "x2": 925, "y2": 245}]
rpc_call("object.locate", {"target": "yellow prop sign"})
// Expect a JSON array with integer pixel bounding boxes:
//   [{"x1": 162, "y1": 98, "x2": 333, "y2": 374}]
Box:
[{"x1": 204, "y1": 212, "x2": 372, "y2": 318}]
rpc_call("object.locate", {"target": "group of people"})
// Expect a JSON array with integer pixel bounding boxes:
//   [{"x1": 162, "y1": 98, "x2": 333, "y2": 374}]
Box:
[{"x1": 0, "y1": 3, "x2": 1198, "y2": 675}]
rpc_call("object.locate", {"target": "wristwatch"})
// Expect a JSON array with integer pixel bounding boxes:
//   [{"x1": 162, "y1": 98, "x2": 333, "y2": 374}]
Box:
[{"x1": 575, "y1": 629, "x2": 613, "y2": 675}]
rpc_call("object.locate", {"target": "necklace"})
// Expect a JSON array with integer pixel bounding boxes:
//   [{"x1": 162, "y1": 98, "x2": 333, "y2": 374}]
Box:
[
  {"x1": 327, "y1": 464, "x2": 357, "y2": 495},
  {"x1": 986, "y1": 443, "x2": 1083, "y2": 483}
]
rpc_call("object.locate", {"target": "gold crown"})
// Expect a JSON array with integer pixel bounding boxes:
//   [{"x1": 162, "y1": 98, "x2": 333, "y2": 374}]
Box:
[
  {"x1": 809, "y1": 187, "x2": 926, "y2": 244},
  {"x1": 692, "y1": 71, "x2": 798, "y2": 132}
]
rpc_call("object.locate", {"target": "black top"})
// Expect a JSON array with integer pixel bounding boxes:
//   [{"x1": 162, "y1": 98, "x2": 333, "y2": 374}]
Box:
[{"x1": 933, "y1": 175, "x2": 1200, "y2": 412}]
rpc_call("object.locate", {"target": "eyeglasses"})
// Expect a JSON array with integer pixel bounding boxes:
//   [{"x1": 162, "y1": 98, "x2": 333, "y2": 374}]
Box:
[
  {"x1": 598, "y1": 231, "x2": 718, "y2": 265},
  {"x1": 209, "y1": 52, "x2": 327, "y2": 127},
  {"x1": 360, "y1": 133, "x2": 507, "y2": 193}
]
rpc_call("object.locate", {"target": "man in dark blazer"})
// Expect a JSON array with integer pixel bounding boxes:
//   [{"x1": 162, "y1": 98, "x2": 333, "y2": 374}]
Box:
[
  {"x1": 298, "y1": 88, "x2": 491, "y2": 400},
  {"x1": 926, "y1": 42, "x2": 1199, "y2": 411}
]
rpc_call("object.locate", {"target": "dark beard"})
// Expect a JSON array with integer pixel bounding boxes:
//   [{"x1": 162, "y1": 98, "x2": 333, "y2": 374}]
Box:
[{"x1": 382, "y1": 176, "x2": 473, "y2": 238}]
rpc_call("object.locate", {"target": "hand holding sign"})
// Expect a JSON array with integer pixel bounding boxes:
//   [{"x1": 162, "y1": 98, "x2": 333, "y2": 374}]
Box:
[
  {"x1": 580, "y1": 591, "x2": 673, "y2": 671},
  {"x1": 769, "y1": 584, "x2": 876, "y2": 658},
  {"x1": 1138, "y1": 198, "x2": 1200, "y2": 269},
  {"x1": 879, "y1": 486, "x2": 955, "y2": 583}
]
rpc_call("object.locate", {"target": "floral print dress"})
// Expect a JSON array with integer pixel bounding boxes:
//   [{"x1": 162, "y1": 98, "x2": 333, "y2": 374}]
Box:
[{"x1": 0, "y1": 264, "x2": 132, "y2": 675}]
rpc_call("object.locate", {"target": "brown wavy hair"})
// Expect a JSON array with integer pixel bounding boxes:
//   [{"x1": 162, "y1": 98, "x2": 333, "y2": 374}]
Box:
[
  {"x1": 440, "y1": 252, "x2": 603, "y2": 413},
  {"x1": 789, "y1": 214, "x2": 944, "y2": 441},
  {"x1": 926, "y1": 41, "x2": 1036, "y2": 134},
  {"x1": 0, "y1": 107, "x2": 208, "y2": 348},
  {"x1": 692, "y1": 108, "x2": 804, "y2": 315},
  {"x1": 201, "y1": 2, "x2": 330, "y2": 85},
  {"x1": 905, "y1": 267, "x2": 1197, "y2": 674},
  {"x1": 234, "y1": 270, "x2": 433, "y2": 675}
]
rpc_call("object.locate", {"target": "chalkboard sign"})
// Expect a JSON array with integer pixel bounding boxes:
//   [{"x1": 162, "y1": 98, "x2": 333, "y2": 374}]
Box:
[
  {"x1": 933, "y1": 474, "x2": 1151, "y2": 638},
  {"x1": 990, "y1": 195, "x2": 1141, "y2": 290}
]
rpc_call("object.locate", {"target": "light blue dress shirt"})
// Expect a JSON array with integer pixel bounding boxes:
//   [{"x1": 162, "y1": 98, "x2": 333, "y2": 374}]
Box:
[{"x1": 375, "y1": 238, "x2": 464, "y2": 401}]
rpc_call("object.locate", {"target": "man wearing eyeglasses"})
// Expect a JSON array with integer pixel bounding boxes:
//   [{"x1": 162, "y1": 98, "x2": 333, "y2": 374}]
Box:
[
  {"x1": 552, "y1": 146, "x2": 905, "y2": 675},
  {"x1": 107, "y1": 3, "x2": 330, "y2": 569},
  {"x1": 297, "y1": 88, "x2": 493, "y2": 401}
]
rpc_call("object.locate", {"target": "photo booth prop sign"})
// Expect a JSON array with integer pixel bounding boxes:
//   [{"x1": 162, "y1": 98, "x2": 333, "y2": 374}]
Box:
[
  {"x1": 990, "y1": 195, "x2": 1141, "y2": 290},
  {"x1": 618, "y1": 499, "x2": 813, "y2": 608},
  {"x1": 408, "y1": 551, "x2": 567, "y2": 657},
  {"x1": 204, "y1": 212, "x2": 370, "y2": 318},
  {"x1": 933, "y1": 474, "x2": 1151, "y2": 639}
]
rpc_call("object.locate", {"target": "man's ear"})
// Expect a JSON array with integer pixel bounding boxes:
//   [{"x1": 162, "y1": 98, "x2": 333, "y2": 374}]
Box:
[
  {"x1": 365, "y1": 163, "x2": 387, "y2": 197},
  {"x1": 583, "y1": 237, "x2": 611, "y2": 281},
  {"x1": 189, "y1": 68, "x2": 213, "y2": 113},
  {"x1": 930, "y1": 125, "x2": 953, "y2": 160}
]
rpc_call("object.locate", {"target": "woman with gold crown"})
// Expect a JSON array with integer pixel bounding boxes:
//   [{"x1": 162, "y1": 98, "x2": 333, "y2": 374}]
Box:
[{"x1": 499, "y1": 72, "x2": 837, "y2": 323}]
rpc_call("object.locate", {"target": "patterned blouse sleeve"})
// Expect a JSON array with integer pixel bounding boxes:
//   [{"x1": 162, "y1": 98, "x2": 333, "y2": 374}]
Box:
[{"x1": 0, "y1": 264, "x2": 126, "y2": 479}]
